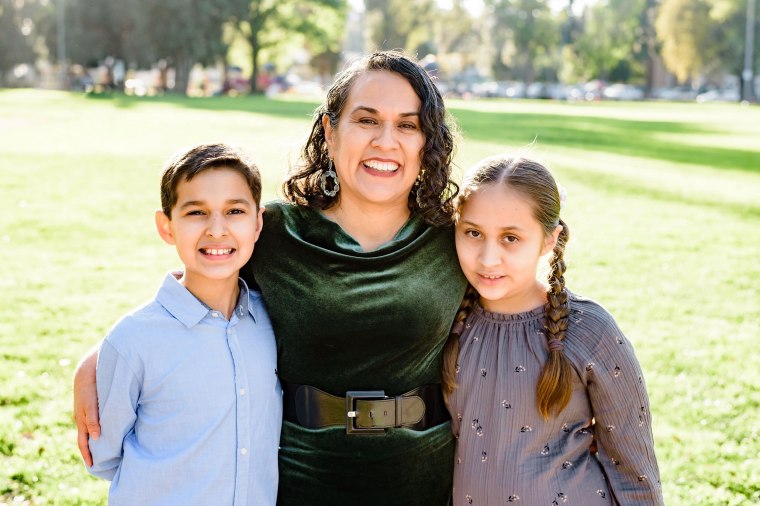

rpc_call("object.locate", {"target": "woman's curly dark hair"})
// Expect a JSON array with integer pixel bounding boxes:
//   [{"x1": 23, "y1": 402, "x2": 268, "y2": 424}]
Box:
[{"x1": 282, "y1": 50, "x2": 459, "y2": 226}]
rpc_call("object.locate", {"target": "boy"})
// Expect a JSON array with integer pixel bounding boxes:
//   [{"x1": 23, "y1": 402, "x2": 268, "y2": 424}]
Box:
[{"x1": 87, "y1": 143, "x2": 281, "y2": 505}]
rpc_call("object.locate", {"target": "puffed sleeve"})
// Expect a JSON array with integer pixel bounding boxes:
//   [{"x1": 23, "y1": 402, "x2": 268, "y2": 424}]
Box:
[
  {"x1": 87, "y1": 337, "x2": 140, "y2": 480},
  {"x1": 585, "y1": 313, "x2": 664, "y2": 505}
]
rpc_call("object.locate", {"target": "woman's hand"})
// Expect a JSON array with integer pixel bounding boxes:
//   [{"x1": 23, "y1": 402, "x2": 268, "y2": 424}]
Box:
[{"x1": 72, "y1": 346, "x2": 100, "y2": 466}]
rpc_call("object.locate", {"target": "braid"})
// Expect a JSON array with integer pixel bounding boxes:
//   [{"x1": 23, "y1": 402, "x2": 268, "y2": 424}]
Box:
[
  {"x1": 537, "y1": 219, "x2": 573, "y2": 419},
  {"x1": 442, "y1": 285, "x2": 479, "y2": 401},
  {"x1": 457, "y1": 155, "x2": 571, "y2": 418}
]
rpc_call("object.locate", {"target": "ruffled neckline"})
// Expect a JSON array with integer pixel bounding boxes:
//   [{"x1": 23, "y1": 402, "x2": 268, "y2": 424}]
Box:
[{"x1": 471, "y1": 301, "x2": 546, "y2": 323}]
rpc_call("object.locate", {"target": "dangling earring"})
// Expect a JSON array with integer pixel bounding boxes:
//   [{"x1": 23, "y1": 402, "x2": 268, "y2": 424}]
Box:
[
  {"x1": 320, "y1": 159, "x2": 339, "y2": 197},
  {"x1": 414, "y1": 173, "x2": 425, "y2": 208}
]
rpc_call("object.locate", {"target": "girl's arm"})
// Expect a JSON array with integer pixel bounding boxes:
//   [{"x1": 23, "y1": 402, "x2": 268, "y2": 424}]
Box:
[
  {"x1": 586, "y1": 317, "x2": 664, "y2": 505},
  {"x1": 73, "y1": 345, "x2": 101, "y2": 467}
]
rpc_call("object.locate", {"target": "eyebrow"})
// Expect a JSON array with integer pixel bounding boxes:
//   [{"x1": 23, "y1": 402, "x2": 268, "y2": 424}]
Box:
[
  {"x1": 459, "y1": 220, "x2": 525, "y2": 232},
  {"x1": 351, "y1": 106, "x2": 419, "y2": 118},
  {"x1": 179, "y1": 198, "x2": 252, "y2": 209}
]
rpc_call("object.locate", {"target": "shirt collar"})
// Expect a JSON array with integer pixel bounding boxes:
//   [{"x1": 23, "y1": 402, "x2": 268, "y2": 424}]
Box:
[
  {"x1": 237, "y1": 277, "x2": 256, "y2": 322},
  {"x1": 155, "y1": 272, "x2": 254, "y2": 328}
]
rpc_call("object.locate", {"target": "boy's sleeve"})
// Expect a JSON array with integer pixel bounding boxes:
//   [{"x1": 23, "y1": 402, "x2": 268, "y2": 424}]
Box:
[{"x1": 87, "y1": 337, "x2": 140, "y2": 480}]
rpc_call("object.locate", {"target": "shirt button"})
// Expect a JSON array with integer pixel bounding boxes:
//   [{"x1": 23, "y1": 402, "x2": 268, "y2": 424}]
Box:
[
  {"x1": 240, "y1": 448, "x2": 248, "y2": 455},
  {"x1": 227, "y1": 328, "x2": 233, "y2": 335},
  {"x1": 239, "y1": 388, "x2": 246, "y2": 396},
  {"x1": 210, "y1": 312, "x2": 219, "y2": 317}
]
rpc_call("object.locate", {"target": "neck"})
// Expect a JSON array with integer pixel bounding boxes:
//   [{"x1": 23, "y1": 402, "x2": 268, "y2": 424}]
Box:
[
  {"x1": 324, "y1": 199, "x2": 411, "y2": 252},
  {"x1": 181, "y1": 274, "x2": 240, "y2": 320},
  {"x1": 480, "y1": 280, "x2": 548, "y2": 315}
]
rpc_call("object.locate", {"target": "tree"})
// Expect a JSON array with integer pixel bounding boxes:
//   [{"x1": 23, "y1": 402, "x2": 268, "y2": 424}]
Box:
[
  {"x1": 236, "y1": 0, "x2": 346, "y2": 93},
  {"x1": 137, "y1": 0, "x2": 240, "y2": 93},
  {"x1": 656, "y1": 0, "x2": 760, "y2": 88},
  {"x1": 483, "y1": 0, "x2": 559, "y2": 82},
  {"x1": 0, "y1": 0, "x2": 42, "y2": 86},
  {"x1": 635, "y1": 0, "x2": 661, "y2": 96},
  {"x1": 364, "y1": 0, "x2": 435, "y2": 52},
  {"x1": 655, "y1": 0, "x2": 714, "y2": 82},
  {"x1": 61, "y1": 0, "x2": 245, "y2": 92},
  {"x1": 706, "y1": 0, "x2": 759, "y2": 96},
  {"x1": 431, "y1": 0, "x2": 482, "y2": 73},
  {"x1": 61, "y1": 0, "x2": 147, "y2": 89},
  {"x1": 561, "y1": 0, "x2": 652, "y2": 84}
]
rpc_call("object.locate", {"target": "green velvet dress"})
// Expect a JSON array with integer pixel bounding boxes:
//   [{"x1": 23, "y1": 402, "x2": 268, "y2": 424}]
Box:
[{"x1": 241, "y1": 201, "x2": 467, "y2": 505}]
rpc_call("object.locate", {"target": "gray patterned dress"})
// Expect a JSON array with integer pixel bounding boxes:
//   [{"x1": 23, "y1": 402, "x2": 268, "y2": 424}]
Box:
[{"x1": 448, "y1": 291, "x2": 664, "y2": 506}]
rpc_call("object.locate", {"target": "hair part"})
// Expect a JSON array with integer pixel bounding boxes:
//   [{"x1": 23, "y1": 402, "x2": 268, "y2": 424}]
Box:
[
  {"x1": 160, "y1": 143, "x2": 262, "y2": 218},
  {"x1": 282, "y1": 50, "x2": 459, "y2": 226},
  {"x1": 444, "y1": 155, "x2": 573, "y2": 419}
]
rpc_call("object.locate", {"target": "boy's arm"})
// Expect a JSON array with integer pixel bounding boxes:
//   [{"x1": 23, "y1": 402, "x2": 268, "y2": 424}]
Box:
[
  {"x1": 87, "y1": 339, "x2": 140, "y2": 480},
  {"x1": 73, "y1": 345, "x2": 100, "y2": 466}
]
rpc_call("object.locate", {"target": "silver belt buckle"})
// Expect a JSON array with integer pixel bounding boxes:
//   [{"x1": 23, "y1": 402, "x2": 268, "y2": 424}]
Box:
[{"x1": 345, "y1": 390, "x2": 387, "y2": 435}]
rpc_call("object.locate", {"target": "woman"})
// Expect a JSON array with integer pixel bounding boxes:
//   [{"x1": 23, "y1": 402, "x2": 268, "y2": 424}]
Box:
[{"x1": 74, "y1": 51, "x2": 467, "y2": 504}]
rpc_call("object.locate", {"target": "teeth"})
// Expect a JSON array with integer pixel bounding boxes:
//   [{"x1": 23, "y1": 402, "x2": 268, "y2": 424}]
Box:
[
  {"x1": 204, "y1": 248, "x2": 232, "y2": 255},
  {"x1": 364, "y1": 160, "x2": 399, "y2": 172},
  {"x1": 482, "y1": 274, "x2": 501, "y2": 279}
]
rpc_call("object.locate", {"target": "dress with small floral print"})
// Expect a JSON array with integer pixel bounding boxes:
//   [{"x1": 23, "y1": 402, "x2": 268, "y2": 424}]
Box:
[{"x1": 448, "y1": 291, "x2": 664, "y2": 506}]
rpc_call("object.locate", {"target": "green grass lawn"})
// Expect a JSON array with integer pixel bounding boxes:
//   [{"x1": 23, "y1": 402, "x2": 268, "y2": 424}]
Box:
[{"x1": 1, "y1": 89, "x2": 758, "y2": 505}]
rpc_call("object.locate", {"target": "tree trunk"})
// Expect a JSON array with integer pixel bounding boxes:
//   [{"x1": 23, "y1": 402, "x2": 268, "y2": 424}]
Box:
[
  {"x1": 173, "y1": 55, "x2": 193, "y2": 95},
  {"x1": 644, "y1": 54, "x2": 655, "y2": 98},
  {"x1": 250, "y1": 40, "x2": 261, "y2": 94},
  {"x1": 642, "y1": 0, "x2": 658, "y2": 98}
]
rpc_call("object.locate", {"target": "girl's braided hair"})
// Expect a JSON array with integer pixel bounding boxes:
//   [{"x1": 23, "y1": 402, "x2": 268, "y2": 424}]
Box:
[{"x1": 442, "y1": 155, "x2": 572, "y2": 419}]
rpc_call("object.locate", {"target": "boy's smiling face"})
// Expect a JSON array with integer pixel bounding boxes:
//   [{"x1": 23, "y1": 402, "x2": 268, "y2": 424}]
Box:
[{"x1": 155, "y1": 167, "x2": 263, "y2": 293}]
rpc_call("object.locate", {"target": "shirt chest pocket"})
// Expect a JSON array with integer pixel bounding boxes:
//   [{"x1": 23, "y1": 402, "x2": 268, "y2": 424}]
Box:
[
  {"x1": 138, "y1": 343, "x2": 238, "y2": 418},
  {"x1": 237, "y1": 324, "x2": 279, "y2": 391}
]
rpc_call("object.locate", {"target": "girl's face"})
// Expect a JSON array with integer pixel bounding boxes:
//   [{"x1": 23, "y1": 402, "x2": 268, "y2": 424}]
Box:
[
  {"x1": 455, "y1": 185, "x2": 560, "y2": 314},
  {"x1": 323, "y1": 70, "x2": 425, "y2": 212}
]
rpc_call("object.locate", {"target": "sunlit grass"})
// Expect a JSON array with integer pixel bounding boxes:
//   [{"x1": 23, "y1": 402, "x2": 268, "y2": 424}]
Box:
[{"x1": 1, "y1": 90, "x2": 758, "y2": 505}]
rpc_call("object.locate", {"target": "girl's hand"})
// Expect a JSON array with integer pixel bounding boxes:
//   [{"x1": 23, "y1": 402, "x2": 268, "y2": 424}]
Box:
[{"x1": 72, "y1": 347, "x2": 100, "y2": 467}]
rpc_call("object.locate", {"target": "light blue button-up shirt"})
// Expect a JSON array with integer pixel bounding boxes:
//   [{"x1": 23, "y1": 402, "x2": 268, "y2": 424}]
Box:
[{"x1": 88, "y1": 273, "x2": 281, "y2": 506}]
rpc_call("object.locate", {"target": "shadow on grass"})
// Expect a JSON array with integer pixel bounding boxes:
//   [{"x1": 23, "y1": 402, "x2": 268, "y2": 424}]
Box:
[
  {"x1": 87, "y1": 93, "x2": 760, "y2": 173},
  {"x1": 562, "y1": 165, "x2": 760, "y2": 219},
  {"x1": 91, "y1": 93, "x2": 319, "y2": 121},
  {"x1": 449, "y1": 107, "x2": 760, "y2": 174}
]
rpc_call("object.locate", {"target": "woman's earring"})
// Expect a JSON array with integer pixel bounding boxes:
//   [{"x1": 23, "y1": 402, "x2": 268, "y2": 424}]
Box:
[
  {"x1": 320, "y1": 159, "x2": 340, "y2": 197},
  {"x1": 414, "y1": 175, "x2": 424, "y2": 208}
]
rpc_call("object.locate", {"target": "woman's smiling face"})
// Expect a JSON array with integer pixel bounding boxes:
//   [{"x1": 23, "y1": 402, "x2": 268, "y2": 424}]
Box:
[{"x1": 323, "y1": 70, "x2": 425, "y2": 211}]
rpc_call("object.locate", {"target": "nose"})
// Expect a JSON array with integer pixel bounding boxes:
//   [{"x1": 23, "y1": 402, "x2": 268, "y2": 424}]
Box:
[
  {"x1": 206, "y1": 212, "x2": 228, "y2": 237},
  {"x1": 371, "y1": 121, "x2": 398, "y2": 149},
  {"x1": 478, "y1": 241, "x2": 502, "y2": 268}
]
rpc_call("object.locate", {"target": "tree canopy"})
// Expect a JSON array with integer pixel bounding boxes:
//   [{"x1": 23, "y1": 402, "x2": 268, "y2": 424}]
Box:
[{"x1": 1, "y1": 0, "x2": 757, "y2": 98}]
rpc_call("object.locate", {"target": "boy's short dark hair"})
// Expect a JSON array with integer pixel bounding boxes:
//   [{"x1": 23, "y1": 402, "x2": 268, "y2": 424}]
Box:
[{"x1": 160, "y1": 143, "x2": 262, "y2": 218}]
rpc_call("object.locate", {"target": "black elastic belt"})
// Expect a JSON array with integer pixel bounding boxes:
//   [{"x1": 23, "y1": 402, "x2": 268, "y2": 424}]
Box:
[{"x1": 282, "y1": 381, "x2": 450, "y2": 434}]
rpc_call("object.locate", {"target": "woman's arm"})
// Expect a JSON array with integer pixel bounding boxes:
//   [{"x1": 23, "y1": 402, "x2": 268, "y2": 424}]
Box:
[{"x1": 73, "y1": 344, "x2": 100, "y2": 467}]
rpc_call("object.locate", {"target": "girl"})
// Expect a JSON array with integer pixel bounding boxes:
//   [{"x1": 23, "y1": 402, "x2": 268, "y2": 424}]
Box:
[{"x1": 443, "y1": 155, "x2": 664, "y2": 505}]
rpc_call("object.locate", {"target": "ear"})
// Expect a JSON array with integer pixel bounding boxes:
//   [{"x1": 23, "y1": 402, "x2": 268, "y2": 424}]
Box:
[
  {"x1": 542, "y1": 224, "x2": 562, "y2": 256},
  {"x1": 252, "y1": 206, "x2": 265, "y2": 244},
  {"x1": 155, "y1": 210, "x2": 176, "y2": 245},
  {"x1": 322, "y1": 113, "x2": 334, "y2": 154}
]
